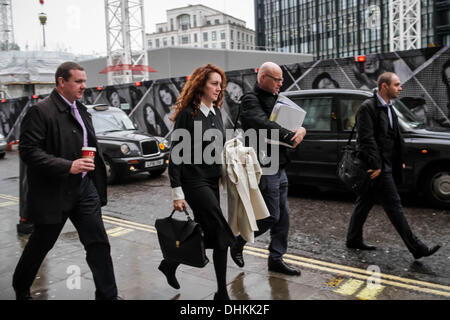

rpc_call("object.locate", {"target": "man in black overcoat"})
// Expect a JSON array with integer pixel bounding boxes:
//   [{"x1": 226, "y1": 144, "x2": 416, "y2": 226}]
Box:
[
  {"x1": 12, "y1": 62, "x2": 119, "y2": 300},
  {"x1": 230, "y1": 62, "x2": 307, "y2": 275},
  {"x1": 346, "y1": 72, "x2": 441, "y2": 260}
]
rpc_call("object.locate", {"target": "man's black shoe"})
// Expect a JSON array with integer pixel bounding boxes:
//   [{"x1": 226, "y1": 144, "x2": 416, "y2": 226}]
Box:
[
  {"x1": 413, "y1": 245, "x2": 441, "y2": 260},
  {"x1": 230, "y1": 243, "x2": 245, "y2": 268},
  {"x1": 268, "y1": 259, "x2": 301, "y2": 276},
  {"x1": 15, "y1": 290, "x2": 32, "y2": 300},
  {"x1": 346, "y1": 241, "x2": 377, "y2": 251}
]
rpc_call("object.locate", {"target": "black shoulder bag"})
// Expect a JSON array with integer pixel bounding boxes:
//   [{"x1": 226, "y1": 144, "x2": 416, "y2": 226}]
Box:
[
  {"x1": 155, "y1": 209, "x2": 209, "y2": 268},
  {"x1": 337, "y1": 125, "x2": 371, "y2": 195}
]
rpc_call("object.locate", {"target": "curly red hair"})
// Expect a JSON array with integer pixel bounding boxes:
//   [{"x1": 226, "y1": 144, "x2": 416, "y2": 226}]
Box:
[{"x1": 171, "y1": 64, "x2": 227, "y2": 121}]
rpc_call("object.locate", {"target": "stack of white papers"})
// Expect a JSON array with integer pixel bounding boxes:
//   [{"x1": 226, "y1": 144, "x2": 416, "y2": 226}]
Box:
[{"x1": 267, "y1": 95, "x2": 307, "y2": 148}]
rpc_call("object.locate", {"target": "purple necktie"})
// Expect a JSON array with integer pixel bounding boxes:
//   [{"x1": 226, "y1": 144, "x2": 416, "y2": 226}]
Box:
[{"x1": 71, "y1": 104, "x2": 89, "y2": 178}]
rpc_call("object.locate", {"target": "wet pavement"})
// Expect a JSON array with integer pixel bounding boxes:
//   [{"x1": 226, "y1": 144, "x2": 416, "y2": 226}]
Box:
[{"x1": 0, "y1": 150, "x2": 449, "y2": 301}]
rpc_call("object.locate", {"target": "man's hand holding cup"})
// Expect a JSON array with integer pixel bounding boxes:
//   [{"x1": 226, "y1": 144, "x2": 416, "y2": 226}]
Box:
[{"x1": 70, "y1": 147, "x2": 96, "y2": 175}]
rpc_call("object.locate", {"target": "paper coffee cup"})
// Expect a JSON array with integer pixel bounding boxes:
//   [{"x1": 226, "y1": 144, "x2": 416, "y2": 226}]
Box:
[{"x1": 82, "y1": 147, "x2": 96, "y2": 160}]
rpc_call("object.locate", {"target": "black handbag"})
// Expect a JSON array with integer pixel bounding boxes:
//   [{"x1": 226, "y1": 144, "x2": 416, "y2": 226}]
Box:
[
  {"x1": 155, "y1": 209, "x2": 209, "y2": 268},
  {"x1": 337, "y1": 125, "x2": 371, "y2": 195}
]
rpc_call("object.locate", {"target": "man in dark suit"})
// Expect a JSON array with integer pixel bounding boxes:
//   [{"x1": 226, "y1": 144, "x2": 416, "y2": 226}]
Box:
[
  {"x1": 346, "y1": 72, "x2": 441, "y2": 259},
  {"x1": 230, "y1": 62, "x2": 306, "y2": 275},
  {"x1": 12, "y1": 62, "x2": 120, "y2": 300}
]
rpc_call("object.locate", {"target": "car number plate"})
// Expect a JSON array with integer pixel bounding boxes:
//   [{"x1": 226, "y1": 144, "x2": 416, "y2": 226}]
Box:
[{"x1": 145, "y1": 159, "x2": 164, "y2": 168}]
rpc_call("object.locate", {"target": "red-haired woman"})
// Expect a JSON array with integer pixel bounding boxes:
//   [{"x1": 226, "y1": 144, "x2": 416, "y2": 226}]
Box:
[{"x1": 159, "y1": 64, "x2": 235, "y2": 300}]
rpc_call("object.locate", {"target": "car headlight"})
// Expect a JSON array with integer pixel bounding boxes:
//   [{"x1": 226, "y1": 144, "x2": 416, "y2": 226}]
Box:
[
  {"x1": 159, "y1": 139, "x2": 170, "y2": 151},
  {"x1": 120, "y1": 144, "x2": 131, "y2": 155}
]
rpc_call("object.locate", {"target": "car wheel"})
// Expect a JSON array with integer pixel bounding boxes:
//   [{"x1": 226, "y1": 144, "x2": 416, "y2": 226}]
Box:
[
  {"x1": 104, "y1": 158, "x2": 117, "y2": 184},
  {"x1": 423, "y1": 166, "x2": 450, "y2": 209},
  {"x1": 0, "y1": 153, "x2": 5, "y2": 159},
  {"x1": 149, "y1": 168, "x2": 166, "y2": 178}
]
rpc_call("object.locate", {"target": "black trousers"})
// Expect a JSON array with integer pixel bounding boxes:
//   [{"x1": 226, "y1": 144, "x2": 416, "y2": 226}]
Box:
[
  {"x1": 12, "y1": 177, "x2": 118, "y2": 299},
  {"x1": 347, "y1": 171, "x2": 426, "y2": 255}
]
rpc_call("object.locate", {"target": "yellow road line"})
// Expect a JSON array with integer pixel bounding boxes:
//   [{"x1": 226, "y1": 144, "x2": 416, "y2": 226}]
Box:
[
  {"x1": 102, "y1": 216, "x2": 157, "y2": 234},
  {"x1": 356, "y1": 285, "x2": 386, "y2": 300},
  {"x1": 0, "y1": 194, "x2": 19, "y2": 202},
  {"x1": 0, "y1": 201, "x2": 17, "y2": 208},
  {"x1": 243, "y1": 250, "x2": 450, "y2": 298},
  {"x1": 103, "y1": 214, "x2": 157, "y2": 231},
  {"x1": 107, "y1": 227, "x2": 134, "y2": 237},
  {"x1": 334, "y1": 279, "x2": 364, "y2": 296},
  {"x1": 244, "y1": 245, "x2": 450, "y2": 292}
]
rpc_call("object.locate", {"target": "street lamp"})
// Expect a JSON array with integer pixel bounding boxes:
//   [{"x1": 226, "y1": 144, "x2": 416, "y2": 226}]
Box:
[{"x1": 38, "y1": 12, "x2": 47, "y2": 48}]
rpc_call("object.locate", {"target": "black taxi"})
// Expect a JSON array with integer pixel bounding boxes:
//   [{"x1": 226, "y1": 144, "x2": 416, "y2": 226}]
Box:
[
  {"x1": 282, "y1": 89, "x2": 450, "y2": 209},
  {"x1": 87, "y1": 105, "x2": 170, "y2": 184}
]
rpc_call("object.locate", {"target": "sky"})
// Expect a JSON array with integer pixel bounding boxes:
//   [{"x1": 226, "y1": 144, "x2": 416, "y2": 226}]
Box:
[{"x1": 11, "y1": 0, "x2": 255, "y2": 56}]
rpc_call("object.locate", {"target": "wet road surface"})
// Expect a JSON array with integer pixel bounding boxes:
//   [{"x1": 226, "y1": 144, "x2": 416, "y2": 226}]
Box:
[{"x1": 1, "y1": 151, "x2": 449, "y2": 300}]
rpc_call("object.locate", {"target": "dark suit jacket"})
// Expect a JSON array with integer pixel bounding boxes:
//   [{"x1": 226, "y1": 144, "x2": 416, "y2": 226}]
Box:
[
  {"x1": 19, "y1": 89, "x2": 107, "y2": 224},
  {"x1": 240, "y1": 85, "x2": 295, "y2": 167},
  {"x1": 356, "y1": 94, "x2": 406, "y2": 184}
]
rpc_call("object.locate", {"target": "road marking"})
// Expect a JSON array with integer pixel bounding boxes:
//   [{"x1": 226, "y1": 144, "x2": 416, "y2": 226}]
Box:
[
  {"x1": 106, "y1": 227, "x2": 133, "y2": 237},
  {"x1": 334, "y1": 279, "x2": 364, "y2": 296},
  {"x1": 243, "y1": 249, "x2": 450, "y2": 298},
  {"x1": 244, "y1": 245, "x2": 450, "y2": 293},
  {"x1": 102, "y1": 214, "x2": 157, "y2": 234},
  {"x1": 0, "y1": 201, "x2": 16, "y2": 208},
  {"x1": 326, "y1": 276, "x2": 345, "y2": 288},
  {"x1": 356, "y1": 285, "x2": 386, "y2": 300},
  {"x1": 0, "y1": 194, "x2": 18, "y2": 202},
  {"x1": 0, "y1": 191, "x2": 447, "y2": 299}
]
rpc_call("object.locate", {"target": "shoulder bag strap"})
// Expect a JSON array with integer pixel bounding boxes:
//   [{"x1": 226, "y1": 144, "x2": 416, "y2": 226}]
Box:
[{"x1": 347, "y1": 124, "x2": 356, "y2": 146}]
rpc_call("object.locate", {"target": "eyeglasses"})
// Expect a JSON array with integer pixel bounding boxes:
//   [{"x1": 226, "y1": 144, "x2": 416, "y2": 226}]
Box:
[{"x1": 266, "y1": 74, "x2": 284, "y2": 83}]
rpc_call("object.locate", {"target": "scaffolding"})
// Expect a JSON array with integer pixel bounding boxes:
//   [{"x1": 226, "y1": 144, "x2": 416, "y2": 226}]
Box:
[
  {"x1": 0, "y1": 0, "x2": 15, "y2": 51},
  {"x1": 104, "y1": 0, "x2": 149, "y2": 85},
  {"x1": 389, "y1": 0, "x2": 421, "y2": 52}
]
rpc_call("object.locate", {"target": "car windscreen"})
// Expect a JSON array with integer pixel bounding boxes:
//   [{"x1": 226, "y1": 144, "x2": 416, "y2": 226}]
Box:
[
  {"x1": 393, "y1": 99, "x2": 424, "y2": 129},
  {"x1": 91, "y1": 111, "x2": 136, "y2": 133}
]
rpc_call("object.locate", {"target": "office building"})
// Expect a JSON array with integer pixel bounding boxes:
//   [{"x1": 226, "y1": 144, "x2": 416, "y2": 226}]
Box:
[{"x1": 255, "y1": 0, "x2": 450, "y2": 59}]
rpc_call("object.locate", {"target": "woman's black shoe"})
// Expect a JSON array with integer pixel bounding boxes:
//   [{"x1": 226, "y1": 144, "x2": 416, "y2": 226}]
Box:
[{"x1": 158, "y1": 260, "x2": 180, "y2": 289}]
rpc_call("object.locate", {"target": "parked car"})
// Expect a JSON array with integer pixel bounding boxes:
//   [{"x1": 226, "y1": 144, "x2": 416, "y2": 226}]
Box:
[
  {"x1": 0, "y1": 134, "x2": 6, "y2": 159},
  {"x1": 282, "y1": 89, "x2": 450, "y2": 209},
  {"x1": 87, "y1": 105, "x2": 170, "y2": 184}
]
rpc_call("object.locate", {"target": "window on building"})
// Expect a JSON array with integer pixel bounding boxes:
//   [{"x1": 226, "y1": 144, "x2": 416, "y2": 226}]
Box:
[
  {"x1": 194, "y1": 33, "x2": 198, "y2": 43},
  {"x1": 193, "y1": 15, "x2": 197, "y2": 28},
  {"x1": 215, "y1": 19, "x2": 220, "y2": 25},
  {"x1": 156, "y1": 39, "x2": 160, "y2": 48},
  {"x1": 221, "y1": 31, "x2": 226, "y2": 40},
  {"x1": 203, "y1": 32, "x2": 208, "y2": 42},
  {"x1": 163, "y1": 38, "x2": 168, "y2": 47},
  {"x1": 170, "y1": 19, "x2": 174, "y2": 31},
  {"x1": 221, "y1": 42, "x2": 226, "y2": 49},
  {"x1": 204, "y1": 44, "x2": 209, "y2": 48},
  {"x1": 179, "y1": 14, "x2": 190, "y2": 31},
  {"x1": 212, "y1": 31, "x2": 217, "y2": 41},
  {"x1": 148, "y1": 40, "x2": 153, "y2": 48},
  {"x1": 230, "y1": 30, "x2": 234, "y2": 40},
  {"x1": 171, "y1": 36, "x2": 175, "y2": 46}
]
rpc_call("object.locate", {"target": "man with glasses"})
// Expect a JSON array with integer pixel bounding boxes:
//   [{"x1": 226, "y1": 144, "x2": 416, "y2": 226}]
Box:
[{"x1": 230, "y1": 62, "x2": 306, "y2": 276}]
